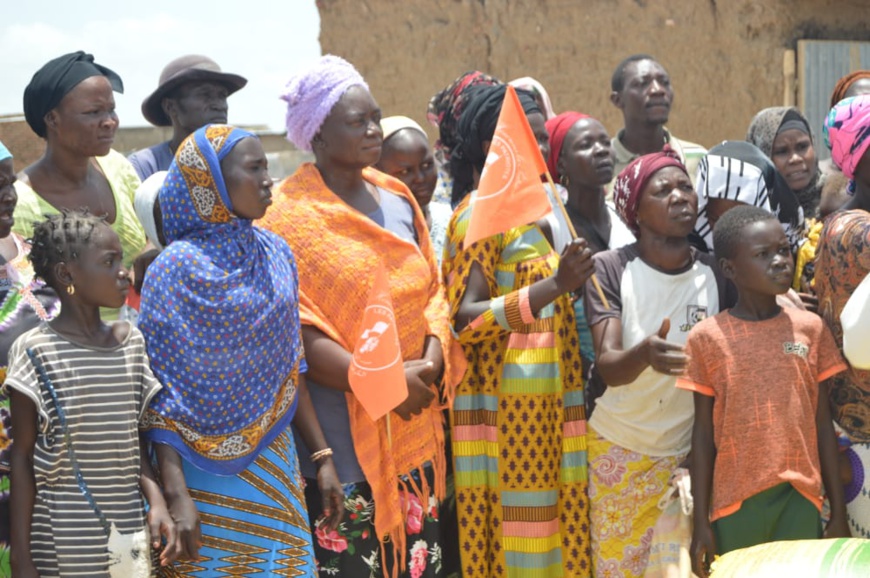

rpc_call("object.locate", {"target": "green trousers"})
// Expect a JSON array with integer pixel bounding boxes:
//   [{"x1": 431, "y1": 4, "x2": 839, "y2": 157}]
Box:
[{"x1": 713, "y1": 482, "x2": 822, "y2": 555}]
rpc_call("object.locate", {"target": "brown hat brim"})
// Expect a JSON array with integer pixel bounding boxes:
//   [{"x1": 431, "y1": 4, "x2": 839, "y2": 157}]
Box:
[{"x1": 141, "y1": 69, "x2": 247, "y2": 127}]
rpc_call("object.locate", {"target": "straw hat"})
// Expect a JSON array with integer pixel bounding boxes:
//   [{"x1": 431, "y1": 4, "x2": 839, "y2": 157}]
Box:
[{"x1": 141, "y1": 54, "x2": 247, "y2": 127}]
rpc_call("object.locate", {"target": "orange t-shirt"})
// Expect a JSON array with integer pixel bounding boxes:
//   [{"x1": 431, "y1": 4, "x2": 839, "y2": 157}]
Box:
[{"x1": 677, "y1": 307, "x2": 847, "y2": 521}]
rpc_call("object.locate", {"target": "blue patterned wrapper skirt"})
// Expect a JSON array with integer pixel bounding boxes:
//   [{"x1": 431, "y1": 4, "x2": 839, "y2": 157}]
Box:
[{"x1": 158, "y1": 430, "x2": 316, "y2": 577}]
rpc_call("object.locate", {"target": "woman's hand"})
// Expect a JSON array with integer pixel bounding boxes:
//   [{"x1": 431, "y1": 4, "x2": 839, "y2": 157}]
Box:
[
  {"x1": 147, "y1": 501, "x2": 179, "y2": 566},
  {"x1": 644, "y1": 318, "x2": 689, "y2": 376},
  {"x1": 420, "y1": 336, "x2": 444, "y2": 387},
  {"x1": 165, "y1": 490, "x2": 202, "y2": 561},
  {"x1": 316, "y1": 458, "x2": 344, "y2": 532},
  {"x1": 690, "y1": 522, "x2": 717, "y2": 578},
  {"x1": 154, "y1": 444, "x2": 201, "y2": 561},
  {"x1": 777, "y1": 288, "x2": 808, "y2": 311},
  {"x1": 797, "y1": 291, "x2": 818, "y2": 313},
  {"x1": 554, "y1": 238, "x2": 594, "y2": 294},
  {"x1": 394, "y1": 360, "x2": 437, "y2": 420}
]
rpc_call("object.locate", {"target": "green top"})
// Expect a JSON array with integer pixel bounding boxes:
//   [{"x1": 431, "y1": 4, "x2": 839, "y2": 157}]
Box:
[{"x1": 13, "y1": 149, "x2": 147, "y2": 319}]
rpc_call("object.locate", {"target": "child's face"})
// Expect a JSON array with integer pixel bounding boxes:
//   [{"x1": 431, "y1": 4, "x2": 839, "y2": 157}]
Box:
[
  {"x1": 376, "y1": 129, "x2": 438, "y2": 208},
  {"x1": 68, "y1": 224, "x2": 130, "y2": 309},
  {"x1": 725, "y1": 219, "x2": 794, "y2": 296}
]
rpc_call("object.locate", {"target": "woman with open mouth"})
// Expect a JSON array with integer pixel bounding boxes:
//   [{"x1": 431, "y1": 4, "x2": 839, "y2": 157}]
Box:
[{"x1": 747, "y1": 106, "x2": 823, "y2": 219}]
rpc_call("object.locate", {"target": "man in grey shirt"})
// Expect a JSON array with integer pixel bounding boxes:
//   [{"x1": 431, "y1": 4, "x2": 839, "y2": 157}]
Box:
[{"x1": 128, "y1": 55, "x2": 246, "y2": 180}]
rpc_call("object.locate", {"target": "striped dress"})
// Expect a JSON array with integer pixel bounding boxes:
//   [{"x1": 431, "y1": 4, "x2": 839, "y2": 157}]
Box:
[
  {"x1": 3, "y1": 324, "x2": 161, "y2": 577},
  {"x1": 443, "y1": 196, "x2": 591, "y2": 577}
]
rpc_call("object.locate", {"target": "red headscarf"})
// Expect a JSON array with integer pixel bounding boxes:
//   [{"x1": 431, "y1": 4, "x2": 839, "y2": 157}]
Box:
[
  {"x1": 545, "y1": 111, "x2": 589, "y2": 183},
  {"x1": 830, "y1": 70, "x2": 870, "y2": 109},
  {"x1": 612, "y1": 146, "x2": 687, "y2": 235}
]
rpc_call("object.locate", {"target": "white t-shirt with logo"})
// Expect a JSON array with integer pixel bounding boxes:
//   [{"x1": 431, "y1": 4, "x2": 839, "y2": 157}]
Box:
[{"x1": 584, "y1": 244, "x2": 730, "y2": 456}]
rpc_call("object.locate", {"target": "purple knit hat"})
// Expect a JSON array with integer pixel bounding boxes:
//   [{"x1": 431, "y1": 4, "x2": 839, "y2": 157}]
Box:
[{"x1": 280, "y1": 55, "x2": 369, "y2": 152}]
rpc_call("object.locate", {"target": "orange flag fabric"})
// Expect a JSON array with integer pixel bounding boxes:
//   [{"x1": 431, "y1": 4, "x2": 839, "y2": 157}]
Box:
[
  {"x1": 348, "y1": 266, "x2": 408, "y2": 421},
  {"x1": 464, "y1": 85, "x2": 552, "y2": 246}
]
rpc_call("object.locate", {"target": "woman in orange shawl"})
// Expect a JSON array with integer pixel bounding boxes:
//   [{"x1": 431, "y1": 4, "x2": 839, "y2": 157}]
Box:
[{"x1": 258, "y1": 55, "x2": 455, "y2": 578}]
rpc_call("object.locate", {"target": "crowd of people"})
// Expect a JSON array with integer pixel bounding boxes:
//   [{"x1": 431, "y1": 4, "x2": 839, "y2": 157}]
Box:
[{"x1": 0, "y1": 47, "x2": 867, "y2": 578}]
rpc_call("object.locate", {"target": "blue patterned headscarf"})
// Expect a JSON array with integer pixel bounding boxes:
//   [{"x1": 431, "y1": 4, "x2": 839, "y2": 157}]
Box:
[{"x1": 139, "y1": 124, "x2": 304, "y2": 475}]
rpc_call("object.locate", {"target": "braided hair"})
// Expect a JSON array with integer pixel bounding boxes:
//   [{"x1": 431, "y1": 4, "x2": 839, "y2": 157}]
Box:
[{"x1": 29, "y1": 209, "x2": 108, "y2": 289}]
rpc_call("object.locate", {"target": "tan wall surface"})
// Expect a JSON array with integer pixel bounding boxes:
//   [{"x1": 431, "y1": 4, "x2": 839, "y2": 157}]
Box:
[
  {"x1": 1, "y1": 122, "x2": 310, "y2": 181},
  {"x1": 0, "y1": 116, "x2": 45, "y2": 168},
  {"x1": 317, "y1": 0, "x2": 869, "y2": 149}
]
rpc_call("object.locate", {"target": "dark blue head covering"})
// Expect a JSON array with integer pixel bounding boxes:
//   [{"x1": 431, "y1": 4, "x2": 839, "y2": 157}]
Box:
[
  {"x1": 23, "y1": 51, "x2": 123, "y2": 138},
  {"x1": 139, "y1": 124, "x2": 304, "y2": 475}
]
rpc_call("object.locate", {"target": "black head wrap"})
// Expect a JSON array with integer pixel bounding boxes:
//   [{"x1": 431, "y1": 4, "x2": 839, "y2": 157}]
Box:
[
  {"x1": 450, "y1": 85, "x2": 541, "y2": 206},
  {"x1": 24, "y1": 51, "x2": 124, "y2": 138}
]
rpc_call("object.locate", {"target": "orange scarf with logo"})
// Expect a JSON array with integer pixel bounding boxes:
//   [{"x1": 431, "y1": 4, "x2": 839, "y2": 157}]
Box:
[{"x1": 259, "y1": 163, "x2": 457, "y2": 574}]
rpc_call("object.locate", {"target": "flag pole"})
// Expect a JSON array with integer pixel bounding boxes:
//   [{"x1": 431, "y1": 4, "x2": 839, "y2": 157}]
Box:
[
  {"x1": 386, "y1": 413, "x2": 392, "y2": 448},
  {"x1": 544, "y1": 171, "x2": 611, "y2": 310}
]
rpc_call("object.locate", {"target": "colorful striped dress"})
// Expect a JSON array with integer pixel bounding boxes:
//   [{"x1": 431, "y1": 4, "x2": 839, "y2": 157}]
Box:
[
  {"x1": 0, "y1": 234, "x2": 59, "y2": 577},
  {"x1": 443, "y1": 195, "x2": 591, "y2": 577}
]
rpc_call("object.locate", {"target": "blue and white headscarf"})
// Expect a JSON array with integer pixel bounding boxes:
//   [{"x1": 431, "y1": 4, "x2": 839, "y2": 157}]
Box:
[
  {"x1": 0, "y1": 141, "x2": 11, "y2": 162},
  {"x1": 139, "y1": 124, "x2": 304, "y2": 475}
]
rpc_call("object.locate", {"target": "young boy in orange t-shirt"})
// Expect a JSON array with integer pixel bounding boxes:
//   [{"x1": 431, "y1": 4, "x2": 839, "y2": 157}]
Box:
[{"x1": 676, "y1": 206, "x2": 850, "y2": 578}]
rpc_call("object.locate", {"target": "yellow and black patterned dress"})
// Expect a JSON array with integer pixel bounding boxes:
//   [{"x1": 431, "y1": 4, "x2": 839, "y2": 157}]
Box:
[{"x1": 443, "y1": 196, "x2": 592, "y2": 577}]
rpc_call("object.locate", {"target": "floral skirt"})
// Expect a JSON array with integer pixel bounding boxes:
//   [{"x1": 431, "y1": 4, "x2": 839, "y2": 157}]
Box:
[
  {"x1": 588, "y1": 427, "x2": 682, "y2": 578},
  {"x1": 305, "y1": 466, "x2": 444, "y2": 578}
]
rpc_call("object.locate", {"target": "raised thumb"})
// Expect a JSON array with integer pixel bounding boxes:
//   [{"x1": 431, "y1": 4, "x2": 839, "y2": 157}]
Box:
[{"x1": 657, "y1": 318, "x2": 670, "y2": 339}]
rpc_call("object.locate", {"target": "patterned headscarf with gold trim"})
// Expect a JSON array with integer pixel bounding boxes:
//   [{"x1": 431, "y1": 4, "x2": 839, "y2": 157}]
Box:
[
  {"x1": 159, "y1": 124, "x2": 242, "y2": 241},
  {"x1": 140, "y1": 124, "x2": 305, "y2": 475}
]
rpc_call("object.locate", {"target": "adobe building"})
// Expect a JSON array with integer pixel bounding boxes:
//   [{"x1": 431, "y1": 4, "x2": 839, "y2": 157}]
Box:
[
  {"x1": 0, "y1": 117, "x2": 311, "y2": 181},
  {"x1": 0, "y1": 114, "x2": 44, "y2": 168},
  {"x1": 317, "y1": 0, "x2": 870, "y2": 156}
]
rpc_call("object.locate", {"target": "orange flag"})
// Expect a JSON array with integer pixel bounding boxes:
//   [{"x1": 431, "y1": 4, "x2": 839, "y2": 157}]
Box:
[
  {"x1": 348, "y1": 266, "x2": 408, "y2": 421},
  {"x1": 464, "y1": 85, "x2": 552, "y2": 246}
]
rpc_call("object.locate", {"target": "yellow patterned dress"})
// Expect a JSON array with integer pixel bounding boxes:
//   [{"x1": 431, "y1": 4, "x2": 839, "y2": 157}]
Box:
[{"x1": 443, "y1": 196, "x2": 591, "y2": 577}]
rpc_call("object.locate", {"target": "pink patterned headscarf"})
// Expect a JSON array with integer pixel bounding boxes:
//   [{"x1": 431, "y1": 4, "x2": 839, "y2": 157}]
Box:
[
  {"x1": 612, "y1": 146, "x2": 687, "y2": 235},
  {"x1": 280, "y1": 55, "x2": 369, "y2": 152},
  {"x1": 825, "y1": 94, "x2": 870, "y2": 180}
]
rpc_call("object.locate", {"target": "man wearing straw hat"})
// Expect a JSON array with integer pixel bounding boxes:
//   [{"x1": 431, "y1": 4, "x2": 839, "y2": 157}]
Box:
[{"x1": 128, "y1": 54, "x2": 247, "y2": 180}]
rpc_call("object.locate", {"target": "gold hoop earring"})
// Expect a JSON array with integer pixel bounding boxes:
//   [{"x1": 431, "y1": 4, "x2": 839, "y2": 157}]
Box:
[
  {"x1": 560, "y1": 174, "x2": 569, "y2": 187},
  {"x1": 67, "y1": 284, "x2": 75, "y2": 295}
]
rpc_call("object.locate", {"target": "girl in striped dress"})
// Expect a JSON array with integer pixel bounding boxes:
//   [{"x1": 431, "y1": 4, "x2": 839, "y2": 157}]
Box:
[{"x1": 5, "y1": 210, "x2": 176, "y2": 577}]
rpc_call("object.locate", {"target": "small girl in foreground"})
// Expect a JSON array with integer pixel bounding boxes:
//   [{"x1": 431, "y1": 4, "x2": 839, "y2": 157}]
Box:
[{"x1": 6, "y1": 210, "x2": 177, "y2": 577}]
